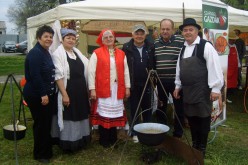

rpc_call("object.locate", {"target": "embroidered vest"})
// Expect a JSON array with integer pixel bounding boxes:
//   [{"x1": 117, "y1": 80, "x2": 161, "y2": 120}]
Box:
[{"x1": 94, "y1": 46, "x2": 126, "y2": 99}]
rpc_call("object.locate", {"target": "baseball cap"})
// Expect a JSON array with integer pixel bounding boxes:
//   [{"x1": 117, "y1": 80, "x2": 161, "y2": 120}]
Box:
[{"x1": 132, "y1": 24, "x2": 147, "y2": 34}]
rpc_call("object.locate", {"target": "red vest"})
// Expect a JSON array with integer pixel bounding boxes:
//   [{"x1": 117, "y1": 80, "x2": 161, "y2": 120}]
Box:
[{"x1": 94, "y1": 46, "x2": 126, "y2": 99}]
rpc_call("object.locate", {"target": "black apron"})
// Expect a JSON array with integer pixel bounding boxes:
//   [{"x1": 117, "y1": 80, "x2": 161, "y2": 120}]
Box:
[
  {"x1": 180, "y1": 43, "x2": 211, "y2": 117},
  {"x1": 63, "y1": 52, "x2": 90, "y2": 121}
]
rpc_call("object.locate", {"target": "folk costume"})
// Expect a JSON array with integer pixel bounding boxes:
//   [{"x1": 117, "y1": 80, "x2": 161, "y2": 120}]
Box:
[
  {"x1": 88, "y1": 29, "x2": 130, "y2": 147},
  {"x1": 176, "y1": 18, "x2": 223, "y2": 157},
  {"x1": 51, "y1": 29, "x2": 91, "y2": 151}
]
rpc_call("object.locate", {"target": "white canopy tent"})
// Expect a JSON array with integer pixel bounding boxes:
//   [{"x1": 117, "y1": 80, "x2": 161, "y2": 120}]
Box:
[{"x1": 27, "y1": 0, "x2": 248, "y2": 53}]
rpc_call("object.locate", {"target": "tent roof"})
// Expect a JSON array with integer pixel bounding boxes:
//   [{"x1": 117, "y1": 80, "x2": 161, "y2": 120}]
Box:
[{"x1": 27, "y1": 0, "x2": 248, "y2": 31}]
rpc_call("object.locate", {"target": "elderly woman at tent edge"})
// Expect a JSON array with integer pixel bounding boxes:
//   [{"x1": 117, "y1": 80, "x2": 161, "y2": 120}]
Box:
[
  {"x1": 88, "y1": 29, "x2": 131, "y2": 148},
  {"x1": 51, "y1": 28, "x2": 91, "y2": 152}
]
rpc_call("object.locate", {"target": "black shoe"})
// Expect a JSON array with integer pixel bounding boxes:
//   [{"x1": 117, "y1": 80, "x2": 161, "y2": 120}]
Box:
[{"x1": 37, "y1": 159, "x2": 50, "y2": 164}]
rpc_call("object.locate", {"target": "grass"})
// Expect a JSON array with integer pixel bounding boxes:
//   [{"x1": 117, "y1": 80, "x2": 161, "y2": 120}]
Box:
[
  {"x1": 0, "y1": 85, "x2": 247, "y2": 165},
  {"x1": 0, "y1": 56, "x2": 247, "y2": 164},
  {"x1": 0, "y1": 55, "x2": 25, "y2": 76}
]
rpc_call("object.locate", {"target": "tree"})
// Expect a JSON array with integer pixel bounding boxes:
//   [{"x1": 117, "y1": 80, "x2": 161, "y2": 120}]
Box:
[
  {"x1": 7, "y1": 0, "x2": 79, "y2": 33},
  {"x1": 221, "y1": 0, "x2": 248, "y2": 10}
]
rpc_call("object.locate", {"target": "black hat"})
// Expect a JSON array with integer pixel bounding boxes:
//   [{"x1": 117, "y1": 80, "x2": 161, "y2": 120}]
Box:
[{"x1": 179, "y1": 18, "x2": 201, "y2": 31}]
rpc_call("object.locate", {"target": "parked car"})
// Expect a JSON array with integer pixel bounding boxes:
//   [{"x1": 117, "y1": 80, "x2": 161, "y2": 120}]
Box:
[
  {"x1": 2, "y1": 41, "x2": 16, "y2": 53},
  {"x1": 16, "y1": 40, "x2": 28, "y2": 54}
]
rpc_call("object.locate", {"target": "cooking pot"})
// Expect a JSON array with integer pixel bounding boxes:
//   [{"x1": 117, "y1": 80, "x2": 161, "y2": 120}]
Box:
[
  {"x1": 3, "y1": 124, "x2": 26, "y2": 140},
  {"x1": 133, "y1": 123, "x2": 169, "y2": 146}
]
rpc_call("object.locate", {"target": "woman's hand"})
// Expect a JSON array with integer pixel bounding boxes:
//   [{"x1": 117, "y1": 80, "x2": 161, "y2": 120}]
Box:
[
  {"x1": 125, "y1": 88, "x2": 130, "y2": 99},
  {"x1": 41, "y1": 95, "x2": 49, "y2": 106},
  {"x1": 62, "y1": 93, "x2": 70, "y2": 107},
  {"x1": 90, "y1": 89, "x2": 97, "y2": 100}
]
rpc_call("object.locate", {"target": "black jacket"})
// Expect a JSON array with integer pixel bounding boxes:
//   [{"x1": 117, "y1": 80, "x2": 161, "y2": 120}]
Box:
[
  {"x1": 23, "y1": 42, "x2": 55, "y2": 97},
  {"x1": 122, "y1": 39, "x2": 154, "y2": 88}
]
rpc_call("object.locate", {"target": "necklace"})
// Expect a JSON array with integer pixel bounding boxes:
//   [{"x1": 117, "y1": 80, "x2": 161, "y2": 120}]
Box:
[{"x1": 109, "y1": 48, "x2": 115, "y2": 57}]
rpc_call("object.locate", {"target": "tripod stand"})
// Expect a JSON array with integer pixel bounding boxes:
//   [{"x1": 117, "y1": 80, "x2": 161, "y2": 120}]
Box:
[
  {"x1": 0, "y1": 74, "x2": 28, "y2": 165},
  {"x1": 118, "y1": 69, "x2": 203, "y2": 165},
  {"x1": 0, "y1": 74, "x2": 27, "y2": 127}
]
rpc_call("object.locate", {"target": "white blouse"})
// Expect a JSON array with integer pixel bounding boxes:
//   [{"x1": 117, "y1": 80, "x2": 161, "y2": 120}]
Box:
[{"x1": 175, "y1": 36, "x2": 224, "y2": 94}]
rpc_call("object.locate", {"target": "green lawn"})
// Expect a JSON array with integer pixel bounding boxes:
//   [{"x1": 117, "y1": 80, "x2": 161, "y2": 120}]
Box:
[
  {"x1": 0, "y1": 55, "x2": 248, "y2": 164},
  {"x1": 0, "y1": 83, "x2": 247, "y2": 164},
  {"x1": 0, "y1": 56, "x2": 25, "y2": 76}
]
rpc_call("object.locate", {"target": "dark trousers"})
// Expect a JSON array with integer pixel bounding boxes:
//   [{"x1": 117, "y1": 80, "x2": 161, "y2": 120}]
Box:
[
  {"x1": 98, "y1": 125, "x2": 117, "y2": 147},
  {"x1": 238, "y1": 67, "x2": 242, "y2": 87},
  {"x1": 156, "y1": 82, "x2": 184, "y2": 137},
  {"x1": 129, "y1": 84, "x2": 152, "y2": 135},
  {"x1": 25, "y1": 95, "x2": 55, "y2": 159},
  {"x1": 187, "y1": 116, "x2": 211, "y2": 156}
]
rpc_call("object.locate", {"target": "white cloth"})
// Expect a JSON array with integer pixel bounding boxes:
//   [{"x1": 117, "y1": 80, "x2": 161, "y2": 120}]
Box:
[
  {"x1": 52, "y1": 44, "x2": 89, "y2": 131},
  {"x1": 50, "y1": 20, "x2": 62, "y2": 54},
  {"x1": 97, "y1": 82, "x2": 124, "y2": 118},
  {"x1": 88, "y1": 52, "x2": 131, "y2": 90},
  {"x1": 175, "y1": 36, "x2": 224, "y2": 94}
]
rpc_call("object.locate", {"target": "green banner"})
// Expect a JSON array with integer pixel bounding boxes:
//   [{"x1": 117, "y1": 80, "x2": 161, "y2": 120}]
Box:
[{"x1": 203, "y1": 4, "x2": 228, "y2": 30}]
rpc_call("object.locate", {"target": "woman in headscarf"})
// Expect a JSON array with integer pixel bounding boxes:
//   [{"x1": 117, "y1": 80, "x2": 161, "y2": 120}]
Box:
[
  {"x1": 51, "y1": 28, "x2": 91, "y2": 152},
  {"x1": 88, "y1": 29, "x2": 130, "y2": 148}
]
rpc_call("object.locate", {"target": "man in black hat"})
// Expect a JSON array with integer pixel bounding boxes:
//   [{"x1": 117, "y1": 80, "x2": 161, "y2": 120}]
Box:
[
  {"x1": 173, "y1": 18, "x2": 224, "y2": 157},
  {"x1": 122, "y1": 24, "x2": 154, "y2": 143},
  {"x1": 234, "y1": 29, "x2": 246, "y2": 90}
]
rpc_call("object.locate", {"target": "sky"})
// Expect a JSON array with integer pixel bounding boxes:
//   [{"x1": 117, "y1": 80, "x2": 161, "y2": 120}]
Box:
[{"x1": 0, "y1": 0, "x2": 17, "y2": 34}]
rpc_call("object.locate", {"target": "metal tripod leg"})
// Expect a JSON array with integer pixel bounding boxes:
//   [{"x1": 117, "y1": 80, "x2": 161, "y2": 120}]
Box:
[{"x1": 129, "y1": 69, "x2": 173, "y2": 135}]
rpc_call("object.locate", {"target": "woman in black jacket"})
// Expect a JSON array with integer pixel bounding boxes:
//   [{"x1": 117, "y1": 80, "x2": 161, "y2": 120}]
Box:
[{"x1": 23, "y1": 25, "x2": 55, "y2": 164}]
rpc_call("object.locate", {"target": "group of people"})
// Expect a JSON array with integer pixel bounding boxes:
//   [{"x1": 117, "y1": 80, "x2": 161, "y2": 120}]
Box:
[{"x1": 23, "y1": 17, "x2": 226, "y2": 163}]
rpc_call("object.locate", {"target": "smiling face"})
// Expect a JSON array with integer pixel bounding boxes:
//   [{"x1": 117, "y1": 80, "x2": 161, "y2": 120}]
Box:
[
  {"x1": 62, "y1": 34, "x2": 76, "y2": 50},
  {"x1": 182, "y1": 25, "x2": 199, "y2": 45},
  {"x1": 160, "y1": 20, "x2": 174, "y2": 42},
  {"x1": 102, "y1": 31, "x2": 115, "y2": 48},
  {"x1": 132, "y1": 30, "x2": 146, "y2": 47},
  {"x1": 38, "y1": 32, "x2": 53, "y2": 50}
]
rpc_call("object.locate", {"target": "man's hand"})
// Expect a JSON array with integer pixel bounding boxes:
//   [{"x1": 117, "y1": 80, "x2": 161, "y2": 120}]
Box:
[
  {"x1": 173, "y1": 88, "x2": 181, "y2": 99},
  {"x1": 210, "y1": 92, "x2": 220, "y2": 102}
]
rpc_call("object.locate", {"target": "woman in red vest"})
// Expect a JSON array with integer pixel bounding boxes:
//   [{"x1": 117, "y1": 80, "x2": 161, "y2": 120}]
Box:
[
  {"x1": 88, "y1": 29, "x2": 131, "y2": 148},
  {"x1": 227, "y1": 31, "x2": 240, "y2": 103}
]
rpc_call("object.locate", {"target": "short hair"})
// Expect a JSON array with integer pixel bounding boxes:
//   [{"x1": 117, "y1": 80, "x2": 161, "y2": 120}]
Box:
[
  {"x1": 204, "y1": 28, "x2": 209, "y2": 34},
  {"x1": 234, "y1": 29, "x2": 241, "y2": 35},
  {"x1": 36, "y1": 25, "x2": 54, "y2": 39},
  {"x1": 160, "y1": 19, "x2": 174, "y2": 29}
]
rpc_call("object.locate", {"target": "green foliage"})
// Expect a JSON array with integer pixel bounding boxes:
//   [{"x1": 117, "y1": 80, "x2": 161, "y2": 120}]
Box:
[
  {"x1": 221, "y1": 0, "x2": 248, "y2": 10},
  {"x1": 0, "y1": 56, "x2": 25, "y2": 76},
  {"x1": 6, "y1": 0, "x2": 80, "y2": 33}
]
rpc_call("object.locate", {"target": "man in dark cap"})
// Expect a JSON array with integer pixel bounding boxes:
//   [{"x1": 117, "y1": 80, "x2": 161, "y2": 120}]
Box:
[
  {"x1": 122, "y1": 24, "x2": 154, "y2": 143},
  {"x1": 173, "y1": 18, "x2": 224, "y2": 157},
  {"x1": 234, "y1": 29, "x2": 246, "y2": 90}
]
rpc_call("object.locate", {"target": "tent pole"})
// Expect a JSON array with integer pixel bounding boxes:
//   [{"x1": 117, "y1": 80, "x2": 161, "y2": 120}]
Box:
[{"x1": 183, "y1": 2, "x2": 185, "y2": 20}]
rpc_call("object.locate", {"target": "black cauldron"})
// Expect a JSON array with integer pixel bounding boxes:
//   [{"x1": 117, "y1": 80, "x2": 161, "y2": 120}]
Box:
[
  {"x1": 133, "y1": 123, "x2": 169, "y2": 146},
  {"x1": 3, "y1": 124, "x2": 26, "y2": 140}
]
